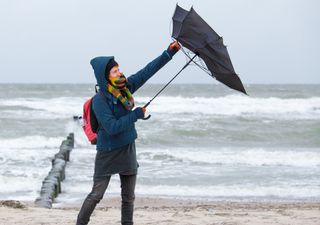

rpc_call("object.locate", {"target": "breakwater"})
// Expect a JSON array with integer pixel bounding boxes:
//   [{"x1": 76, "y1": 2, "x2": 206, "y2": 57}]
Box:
[{"x1": 35, "y1": 133, "x2": 74, "y2": 208}]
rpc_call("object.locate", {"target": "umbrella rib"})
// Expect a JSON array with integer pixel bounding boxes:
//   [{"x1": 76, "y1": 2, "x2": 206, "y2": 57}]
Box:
[
  {"x1": 181, "y1": 47, "x2": 215, "y2": 78},
  {"x1": 182, "y1": 47, "x2": 237, "y2": 78}
]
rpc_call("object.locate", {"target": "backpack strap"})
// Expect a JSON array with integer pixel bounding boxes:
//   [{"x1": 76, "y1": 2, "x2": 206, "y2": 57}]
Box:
[
  {"x1": 94, "y1": 84, "x2": 99, "y2": 93},
  {"x1": 95, "y1": 91, "x2": 114, "y2": 133}
]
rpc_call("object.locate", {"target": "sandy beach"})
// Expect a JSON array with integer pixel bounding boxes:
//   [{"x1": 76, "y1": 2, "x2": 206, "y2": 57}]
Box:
[{"x1": 0, "y1": 197, "x2": 319, "y2": 225}]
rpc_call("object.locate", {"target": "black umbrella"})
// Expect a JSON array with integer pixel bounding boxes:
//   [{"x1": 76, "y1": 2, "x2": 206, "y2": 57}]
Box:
[
  {"x1": 172, "y1": 4, "x2": 246, "y2": 94},
  {"x1": 142, "y1": 5, "x2": 246, "y2": 119}
]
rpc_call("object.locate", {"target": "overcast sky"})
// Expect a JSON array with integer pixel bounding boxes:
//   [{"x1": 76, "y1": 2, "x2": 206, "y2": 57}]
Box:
[{"x1": 0, "y1": 0, "x2": 319, "y2": 84}]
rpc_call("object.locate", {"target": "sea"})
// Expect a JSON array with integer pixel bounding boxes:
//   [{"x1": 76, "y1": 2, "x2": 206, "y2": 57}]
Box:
[{"x1": 0, "y1": 83, "x2": 319, "y2": 205}]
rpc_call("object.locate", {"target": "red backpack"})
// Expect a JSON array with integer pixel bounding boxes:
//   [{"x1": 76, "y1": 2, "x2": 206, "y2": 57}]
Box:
[
  {"x1": 82, "y1": 97, "x2": 98, "y2": 144},
  {"x1": 82, "y1": 85, "x2": 102, "y2": 145}
]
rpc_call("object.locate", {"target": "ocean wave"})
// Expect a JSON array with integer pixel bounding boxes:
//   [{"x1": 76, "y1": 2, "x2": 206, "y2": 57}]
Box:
[
  {"x1": 138, "y1": 147, "x2": 320, "y2": 168},
  {"x1": 61, "y1": 182, "x2": 320, "y2": 200},
  {"x1": 137, "y1": 95, "x2": 320, "y2": 119},
  {"x1": 0, "y1": 136, "x2": 64, "y2": 149},
  {"x1": 134, "y1": 184, "x2": 320, "y2": 199},
  {"x1": 0, "y1": 136, "x2": 64, "y2": 201},
  {"x1": 0, "y1": 97, "x2": 85, "y2": 119},
  {"x1": 1, "y1": 95, "x2": 320, "y2": 120}
]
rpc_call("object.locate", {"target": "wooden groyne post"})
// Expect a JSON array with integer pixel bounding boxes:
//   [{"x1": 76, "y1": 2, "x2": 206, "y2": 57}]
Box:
[{"x1": 35, "y1": 133, "x2": 74, "y2": 208}]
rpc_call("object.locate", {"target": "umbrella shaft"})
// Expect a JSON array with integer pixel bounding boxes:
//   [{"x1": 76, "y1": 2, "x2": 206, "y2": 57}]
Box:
[{"x1": 143, "y1": 54, "x2": 197, "y2": 108}]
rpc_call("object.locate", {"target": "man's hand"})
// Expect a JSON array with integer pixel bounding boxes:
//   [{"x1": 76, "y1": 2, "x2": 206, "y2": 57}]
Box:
[
  {"x1": 169, "y1": 40, "x2": 181, "y2": 51},
  {"x1": 167, "y1": 40, "x2": 181, "y2": 57},
  {"x1": 133, "y1": 107, "x2": 145, "y2": 120}
]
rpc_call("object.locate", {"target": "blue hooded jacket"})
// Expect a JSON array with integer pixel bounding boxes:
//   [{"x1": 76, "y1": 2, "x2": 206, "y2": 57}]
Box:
[{"x1": 91, "y1": 49, "x2": 176, "y2": 151}]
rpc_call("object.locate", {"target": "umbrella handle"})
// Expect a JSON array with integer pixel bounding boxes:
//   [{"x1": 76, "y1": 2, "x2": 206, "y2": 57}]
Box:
[
  {"x1": 141, "y1": 106, "x2": 151, "y2": 120},
  {"x1": 142, "y1": 114, "x2": 151, "y2": 120}
]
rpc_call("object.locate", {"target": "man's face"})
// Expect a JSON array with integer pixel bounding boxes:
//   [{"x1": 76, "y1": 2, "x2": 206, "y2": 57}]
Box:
[{"x1": 109, "y1": 66, "x2": 122, "y2": 79}]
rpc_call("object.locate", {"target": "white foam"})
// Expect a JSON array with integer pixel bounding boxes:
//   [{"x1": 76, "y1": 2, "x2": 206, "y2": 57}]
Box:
[
  {"x1": 0, "y1": 171, "x2": 49, "y2": 200},
  {"x1": 0, "y1": 142, "x2": 62, "y2": 201},
  {"x1": 0, "y1": 134, "x2": 68, "y2": 200},
  {"x1": 64, "y1": 121, "x2": 93, "y2": 148}
]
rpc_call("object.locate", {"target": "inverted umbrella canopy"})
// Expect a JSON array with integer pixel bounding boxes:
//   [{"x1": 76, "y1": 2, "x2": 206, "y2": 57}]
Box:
[
  {"x1": 172, "y1": 4, "x2": 247, "y2": 94},
  {"x1": 142, "y1": 5, "x2": 247, "y2": 118}
]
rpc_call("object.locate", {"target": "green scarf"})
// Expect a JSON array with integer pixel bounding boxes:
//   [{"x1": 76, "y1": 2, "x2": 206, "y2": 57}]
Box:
[{"x1": 107, "y1": 74, "x2": 134, "y2": 110}]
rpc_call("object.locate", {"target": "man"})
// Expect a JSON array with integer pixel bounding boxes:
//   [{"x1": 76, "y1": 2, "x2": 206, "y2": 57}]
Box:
[{"x1": 76, "y1": 40, "x2": 180, "y2": 225}]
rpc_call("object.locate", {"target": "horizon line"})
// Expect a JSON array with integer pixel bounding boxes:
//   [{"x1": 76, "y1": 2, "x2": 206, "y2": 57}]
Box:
[{"x1": 0, "y1": 82, "x2": 319, "y2": 85}]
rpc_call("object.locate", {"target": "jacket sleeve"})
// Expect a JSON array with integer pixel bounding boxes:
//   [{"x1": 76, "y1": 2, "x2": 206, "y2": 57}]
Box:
[
  {"x1": 127, "y1": 50, "x2": 174, "y2": 93},
  {"x1": 92, "y1": 96, "x2": 138, "y2": 135}
]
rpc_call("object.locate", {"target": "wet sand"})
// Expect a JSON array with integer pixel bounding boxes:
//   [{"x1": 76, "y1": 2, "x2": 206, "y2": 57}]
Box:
[{"x1": 0, "y1": 198, "x2": 319, "y2": 225}]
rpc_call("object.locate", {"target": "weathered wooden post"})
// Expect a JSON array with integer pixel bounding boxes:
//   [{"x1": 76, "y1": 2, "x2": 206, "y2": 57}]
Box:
[{"x1": 35, "y1": 133, "x2": 75, "y2": 208}]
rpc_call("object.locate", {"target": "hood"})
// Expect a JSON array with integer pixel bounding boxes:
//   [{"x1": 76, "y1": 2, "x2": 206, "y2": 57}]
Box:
[{"x1": 90, "y1": 56, "x2": 114, "y2": 94}]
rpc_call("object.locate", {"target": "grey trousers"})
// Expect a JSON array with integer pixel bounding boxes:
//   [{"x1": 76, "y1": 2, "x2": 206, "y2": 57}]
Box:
[{"x1": 76, "y1": 174, "x2": 136, "y2": 225}]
